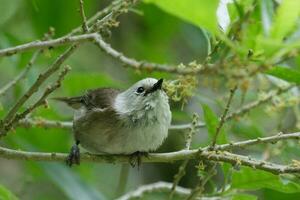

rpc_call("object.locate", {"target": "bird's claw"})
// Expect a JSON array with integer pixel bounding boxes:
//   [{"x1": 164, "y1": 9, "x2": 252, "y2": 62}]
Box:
[
  {"x1": 66, "y1": 143, "x2": 80, "y2": 167},
  {"x1": 129, "y1": 151, "x2": 148, "y2": 169}
]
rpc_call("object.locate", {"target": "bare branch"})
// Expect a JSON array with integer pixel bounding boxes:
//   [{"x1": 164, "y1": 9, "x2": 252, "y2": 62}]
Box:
[
  {"x1": 169, "y1": 160, "x2": 189, "y2": 199},
  {"x1": 79, "y1": 0, "x2": 89, "y2": 33},
  {"x1": 116, "y1": 181, "x2": 222, "y2": 200},
  {"x1": 0, "y1": 33, "x2": 96, "y2": 57},
  {"x1": 170, "y1": 114, "x2": 199, "y2": 199},
  {"x1": 0, "y1": 51, "x2": 40, "y2": 97},
  {"x1": 169, "y1": 84, "x2": 295, "y2": 131},
  {"x1": 17, "y1": 118, "x2": 72, "y2": 129},
  {"x1": 93, "y1": 34, "x2": 216, "y2": 75},
  {"x1": 186, "y1": 163, "x2": 217, "y2": 200},
  {"x1": 211, "y1": 132, "x2": 300, "y2": 151},
  {"x1": 16, "y1": 117, "x2": 203, "y2": 131},
  {"x1": 0, "y1": 45, "x2": 78, "y2": 137},
  {"x1": 225, "y1": 84, "x2": 294, "y2": 120},
  {"x1": 211, "y1": 86, "x2": 237, "y2": 147},
  {"x1": 0, "y1": 133, "x2": 299, "y2": 174},
  {"x1": 188, "y1": 87, "x2": 237, "y2": 200},
  {"x1": 0, "y1": 28, "x2": 55, "y2": 97},
  {"x1": 69, "y1": 0, "x2": 135, "y2": 36},
  {"x1": 5, "y1": 67, "x2": 71, "y2": 131}
]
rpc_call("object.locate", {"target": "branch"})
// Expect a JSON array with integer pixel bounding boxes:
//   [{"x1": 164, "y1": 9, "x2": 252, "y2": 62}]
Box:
[
  {"x1": 188, "y1": 86, "x2": 237, "y2": 199},
  {"x1": 69, "y1": 0, "x2": 117, "y2": 35},
  {"x1": 186, "y1": 163, "x2": 217, "y2": 200},
  {"x1": 79, "y1": 0, "x2": 89, "y2": 33},
  {"x1": 0, "y1": 51, "x2": 40, "y2": 97},
  {"x1": 68, "y1": 0, "x2": 133, "y2": 36},
  {"x1": 169, "y1": 114, "x2": 199, "y2": 199},
  {"x1": 0, "y1": 45, "x2": 78, "y2": 137},
  {"x1": 16, "y1": 117, "x2": 201, "y2": 131},
  {"x1": 169, "y1": 84, "x2": 295, "y2": 131},
  {"x1": 0, "y1": 28, "x2": 55, "y2": 97},
  {"x1": 18, "y1": 118, "x2": 72, "y2": 129},
  {"x1": 116, "y1": 181, "x2": 222, "y2": 200},
  {"x1": 0, "y1": 0, "x2": 138, "y2": 137},
  {"x1": 211, "y1": 132, "x2": 300, "y2": 151},
  {"x1": 0, "y1": 33, "x2": 96, "y2": 57},
  {"x1": 93, "y1": 34, "x2": 216, "y2": 75},
  {"x1": 0, "y1": 132, "x2": 299, "y2": 175},
  {"x1": 5, "y1": 67, "x2": 71, "y2": 131},
  {"x1": 225, "y1": 84, "x2": 295, "y2": 120},
  {"x1": 0, "y1": 2, "x2": 137, "y2": 58},
  {"x1": 211, "y1": 86, "x2": 237, "y2": 147},
  {"x1": 169, "y1": 123, "x2": 206, "y2": 130}
]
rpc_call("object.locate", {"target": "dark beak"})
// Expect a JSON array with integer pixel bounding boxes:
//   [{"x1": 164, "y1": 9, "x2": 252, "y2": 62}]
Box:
[{"x1": 144, "y1": 78, "x2": 163, "y2": 96}]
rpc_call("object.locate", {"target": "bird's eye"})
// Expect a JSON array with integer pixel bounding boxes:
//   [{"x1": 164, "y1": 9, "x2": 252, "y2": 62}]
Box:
[{"x1": 136, "y1": 87, "x2": 145, "y2": 93}]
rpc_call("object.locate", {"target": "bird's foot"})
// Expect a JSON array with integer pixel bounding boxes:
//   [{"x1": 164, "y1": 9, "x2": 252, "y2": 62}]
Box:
[
  {"x1": 129, "y1": 151, "x2": 148, "y2": 169},
  {"x1": 66, "y1": 141, "x2": 80, "y2": 167}
]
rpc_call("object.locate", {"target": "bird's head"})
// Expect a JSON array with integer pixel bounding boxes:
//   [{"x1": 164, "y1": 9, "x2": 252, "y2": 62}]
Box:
[{"x1": 114, "y1": 78, "x2": 168, "y2": 115}]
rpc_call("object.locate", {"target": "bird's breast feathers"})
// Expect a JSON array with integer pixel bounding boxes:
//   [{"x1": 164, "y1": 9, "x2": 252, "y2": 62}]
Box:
[{"x1": 73, "y1": 89, "x2": 171, "y2": 154}]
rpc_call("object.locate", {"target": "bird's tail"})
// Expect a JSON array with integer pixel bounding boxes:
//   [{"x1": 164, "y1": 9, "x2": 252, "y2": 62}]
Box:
[{"x1": 51, "y1": 96, "x2": 83, "y2": 109}]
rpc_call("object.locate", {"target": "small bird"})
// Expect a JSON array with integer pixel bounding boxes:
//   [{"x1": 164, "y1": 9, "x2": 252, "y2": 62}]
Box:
[{"x1": 54, "y1": 78, "x2": 171, "y2": 166}]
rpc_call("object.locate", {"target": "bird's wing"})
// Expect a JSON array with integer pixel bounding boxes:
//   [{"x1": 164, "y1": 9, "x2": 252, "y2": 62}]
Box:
[{"x1": 52, "y1": 88, "x2": 121, "y2": 110}]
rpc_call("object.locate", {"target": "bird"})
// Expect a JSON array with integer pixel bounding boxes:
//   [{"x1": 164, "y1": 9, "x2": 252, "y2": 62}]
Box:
[{"x1": 53, "y1": 78, "x2": 172, "y2": 167}]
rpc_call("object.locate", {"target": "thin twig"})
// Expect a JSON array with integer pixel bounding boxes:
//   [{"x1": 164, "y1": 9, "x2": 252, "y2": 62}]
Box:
[
  {"x1": 0, "y1": 29, "x2": 55, "y2": 97},
  {"x1": 186, "y1": 163, "x2": 217, "y2": 200},
  {"x1": 5, "y1": 67, "x2": 71, "y2": 131},
  {"x1": 188, "y1": 86, "x2": 236, "y2": 200},
  {"x1": 79, "y1": 0, "x2": 89, "y2": 33},
  {"x1": 210, "y1": 132, "x2": 300, "y2": 151},
  {"x1": 169, "y1": 160, "x2": 189, "y2": 199},
  {"x1": 0, "y1": 51, "x2": 41, "y2": 97},
  {"x1": 169, "y1": 114, "x2": 199, "y2": 199},
  {"x1": 16, "y1": 117, "x2": 205, "y2": 130},
  {"x1": 0, "y1": 34, "x2": 96, "y2": 57},
  {"x1": 175, "y1": 84, "x2": 294, "y2": 131},
  {"x1": 17, "y1": 118, "x2": 73, "y2": 129},
  {"x1": 116, "y1": 181, "x2": 222, "y2": 200},
  {"x1": 225, "y1": 85, "x2": 294, "y2": 120},
  {"x1": 93, "y1": 34, "x2": 216, "y2": 75},
  {"x1": 68, "y1": 0, "x2": 121, "y2": 36},
  {"x1": 0, "y1": 45, "x2": 78, "y2": 137},
  {"x1": 211, "y1": 86, "x2": 238, "y2": 147}
]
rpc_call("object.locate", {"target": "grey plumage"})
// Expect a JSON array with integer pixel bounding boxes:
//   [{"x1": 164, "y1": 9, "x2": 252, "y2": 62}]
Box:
[{"x1": 54, "y1": 78, "x2": 171, "y2": 160}]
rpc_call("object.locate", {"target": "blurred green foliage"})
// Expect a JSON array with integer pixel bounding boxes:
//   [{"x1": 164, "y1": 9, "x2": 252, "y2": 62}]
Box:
[{"x1": 0, "y1": 0, "x2": 300, "y2": 200}]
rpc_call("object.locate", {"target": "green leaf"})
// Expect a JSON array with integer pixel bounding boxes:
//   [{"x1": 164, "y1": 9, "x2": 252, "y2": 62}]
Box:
[
  {"x1": 0, "y1": 184, "x2": 18, "y2": 200},
  {"x1": 266, "y1": 66, "x2": 300, "y2": 84},
  {"x1": 231, "y1": 120, "x2": 264, "y2": 139},
  {"x1": 231, "y1": 193, "x2": 257, "y2": 200},
  {"x1": 263, "y1": 188, "x2": 300, "y2": 200},
  {"x1": 270, "y1": 0, "x2": 300, "y2": 41},
  {"x1": 143, "y1": 0, "x2": 219, "y2": 34},
  {"x1": 202, "y1": 104, "x2": 227, "y2": 144},
  {"x1": 232, "y1": 167, "x2": 300, "y2": 193}
]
